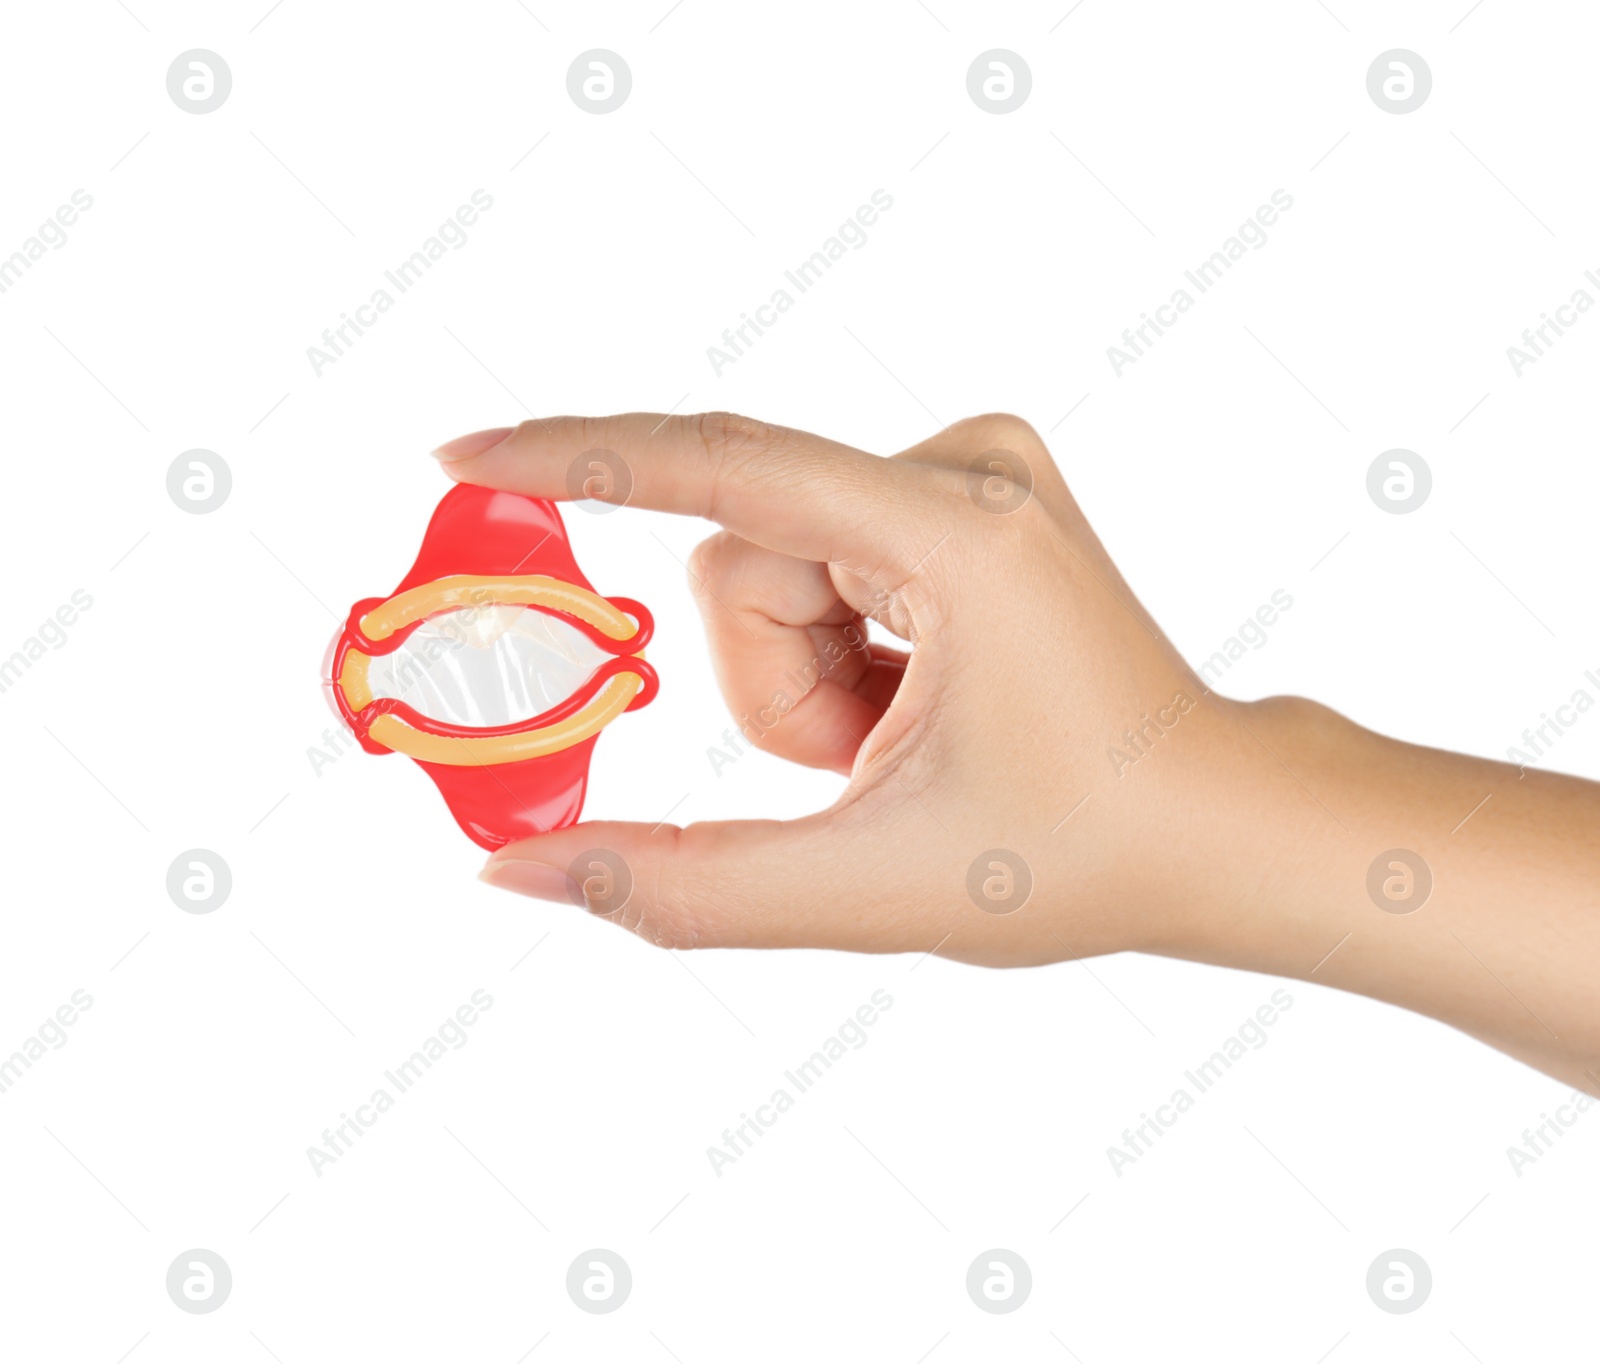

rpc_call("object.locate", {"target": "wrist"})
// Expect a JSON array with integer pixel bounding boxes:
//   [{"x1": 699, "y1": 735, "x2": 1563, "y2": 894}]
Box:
[{"x1": 1138, "y1": 693, "x2": 1359, "y2": 971}]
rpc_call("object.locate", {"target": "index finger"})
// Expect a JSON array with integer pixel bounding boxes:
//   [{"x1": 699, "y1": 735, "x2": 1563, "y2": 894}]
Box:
[{"x1": 432, "y1": 411, "x2": 955, "y2": 571}]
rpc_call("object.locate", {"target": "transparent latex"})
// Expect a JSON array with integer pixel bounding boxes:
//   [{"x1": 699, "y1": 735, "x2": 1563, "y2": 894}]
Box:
[{"x1": 364, "y1": 605, "x2": 617, "y2": 727}]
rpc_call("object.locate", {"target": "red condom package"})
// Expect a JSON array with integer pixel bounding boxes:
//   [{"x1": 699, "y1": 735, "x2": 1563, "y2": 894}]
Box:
[{"x1": 325, "y1": 484, "x2": 657, "y2": 849}]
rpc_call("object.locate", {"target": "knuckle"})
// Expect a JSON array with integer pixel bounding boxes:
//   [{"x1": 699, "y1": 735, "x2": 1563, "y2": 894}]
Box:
[
  {"x1": 693, "y1": 410, "x2": 778, "y2": 465},
  {"x1": 945, "y1": 413, "x2": 1072, "y2": 528},
  {"x1": 685, "y1": 530, "x2": 739, "y2": 590},
  {"x1": 636, "y1": 819, "x2": 761, "y2": 947},
  {"x1": 636, "y1": 832, "x2": 720, "y2": 950},
  {"x1": 582, "y1": 415, "x2": 624, "y2": 455},
  {"x1": 961, "y1": 411, "x2": 1046, "y2": 454},
  {"x1": 690, "y1": 411, "x2": 782, "y2": 526}
]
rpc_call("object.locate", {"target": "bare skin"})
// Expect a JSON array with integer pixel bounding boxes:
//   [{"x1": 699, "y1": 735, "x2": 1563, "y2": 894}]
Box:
[{"x1": 432, "y1": 412, "x2": 1600, "y2": 1093}]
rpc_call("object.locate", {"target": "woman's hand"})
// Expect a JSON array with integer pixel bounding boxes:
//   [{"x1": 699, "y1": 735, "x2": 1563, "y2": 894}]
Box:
[
  {"x1": 432, "y1": 411, "x2": 1233, "y2": 964},
  {"x1": 434, "y1": 412, "x2": 1600, "y2": 1091}
]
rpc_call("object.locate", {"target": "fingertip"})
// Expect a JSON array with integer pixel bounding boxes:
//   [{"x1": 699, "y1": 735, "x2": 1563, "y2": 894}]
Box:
[{"x1": 431, "y1": 426, "x2": 516, "y2": 462}]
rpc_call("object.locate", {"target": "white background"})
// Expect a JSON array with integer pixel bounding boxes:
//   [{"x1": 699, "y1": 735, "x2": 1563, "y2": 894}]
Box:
[{"x1": 1, "y1": 1, "x2": 1597, "y2": 1359}]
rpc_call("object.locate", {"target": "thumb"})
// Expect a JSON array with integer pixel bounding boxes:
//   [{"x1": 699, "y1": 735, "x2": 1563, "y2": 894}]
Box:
[{"x1": 478, "y1": 815, "x2": 908, "y2": 952}]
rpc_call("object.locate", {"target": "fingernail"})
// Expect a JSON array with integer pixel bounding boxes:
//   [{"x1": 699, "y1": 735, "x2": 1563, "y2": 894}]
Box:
[
  {"x1": 479, "y1": 858, "x2": 577, "y2": 903},
  {"x1": 432, "y1": 426, "x2": 515, "y2": 461}
]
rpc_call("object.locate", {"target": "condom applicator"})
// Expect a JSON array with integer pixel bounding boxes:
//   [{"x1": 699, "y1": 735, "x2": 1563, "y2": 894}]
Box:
[{"x1": 325, "y1": 484, "x2": 657, "y2": 849}]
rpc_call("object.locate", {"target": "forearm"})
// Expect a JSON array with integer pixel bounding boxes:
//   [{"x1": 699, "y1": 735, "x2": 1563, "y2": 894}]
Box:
[{"x1": 1162, "y1": 697, "x2": 1600, "y2": 1091}]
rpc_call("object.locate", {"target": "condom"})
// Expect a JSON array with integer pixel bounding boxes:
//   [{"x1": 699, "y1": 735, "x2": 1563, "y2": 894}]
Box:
[{"x1": 326, "y1": 484, "x2": 657, "y2": 849}]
